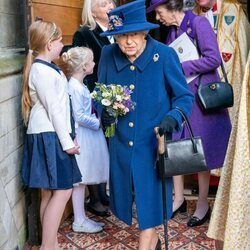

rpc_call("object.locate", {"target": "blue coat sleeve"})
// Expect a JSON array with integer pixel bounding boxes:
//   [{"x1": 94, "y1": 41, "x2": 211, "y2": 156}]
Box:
[{"x1": 71, "y1": 87, "x2": 100, "y2": 131}]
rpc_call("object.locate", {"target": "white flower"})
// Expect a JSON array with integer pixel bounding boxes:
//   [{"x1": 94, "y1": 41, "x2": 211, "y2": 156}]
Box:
[
  {"x1": 102, "y1": 92, "x2": 110, "y2": 97},
  {"x1": 116, "y1": 95, "x2": 122, "y2": 102},
  {"x1": 90, "y1": 91, "x2": 97, "y2": 98},
  {"x1": 101, "y1": 99, "x2": 111, "y2": 106}
]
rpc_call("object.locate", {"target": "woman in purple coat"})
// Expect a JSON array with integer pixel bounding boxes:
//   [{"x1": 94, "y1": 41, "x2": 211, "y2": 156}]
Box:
[{"x1": 147, "y1": 0, "x2": 231, "y2": 227}]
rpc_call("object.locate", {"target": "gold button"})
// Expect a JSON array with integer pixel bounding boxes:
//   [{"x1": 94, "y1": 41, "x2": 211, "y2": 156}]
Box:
[
  {"x1": 130, "y1": 65, "x2": 135, "y2": 71},
  {"x1": 129, "y1": 122, "x2": 134, "y2": 128},
  {"x1": 129, "y1": 84, "x2": 135, "y2": 90},
  {"x1": 128, "y1": 141, "x2": 133, "y2": 146}
]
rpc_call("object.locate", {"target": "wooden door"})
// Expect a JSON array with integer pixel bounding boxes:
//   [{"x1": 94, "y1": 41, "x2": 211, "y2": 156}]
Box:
[
  {"x1": 27, "y1": 0, "x2": 84, "y2": 75},
  {"x1": 27, "y1": 0, "x2": 83, "y2": 44}
]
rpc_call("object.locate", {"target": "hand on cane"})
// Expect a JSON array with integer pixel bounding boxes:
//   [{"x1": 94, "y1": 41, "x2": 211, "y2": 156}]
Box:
[{"x1": 158, "y1": 116, "x2": 177, "y2": 136}]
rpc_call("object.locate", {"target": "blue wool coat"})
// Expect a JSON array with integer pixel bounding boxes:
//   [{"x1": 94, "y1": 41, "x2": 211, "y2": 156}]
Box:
[
  {"x1": 166, "y1": 11, "x2": 231, "y2": 170},
  {"x1": 97, "y1": 35, "x2": 194, "y2": 230}
]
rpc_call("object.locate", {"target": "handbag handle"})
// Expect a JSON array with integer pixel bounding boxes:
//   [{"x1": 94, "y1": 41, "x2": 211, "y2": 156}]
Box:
[
  {"x1": 220, "y1": 61, "x2": 229, "y2": 83},
  {"x1": 199, "y1": 61, "x2": 229, "y2": 85},
  {"x1": 166, "y1": 107, "x2": 198, "y2": 154}
]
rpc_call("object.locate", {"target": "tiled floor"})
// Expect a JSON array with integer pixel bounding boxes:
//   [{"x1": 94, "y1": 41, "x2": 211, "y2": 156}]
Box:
[{"x1": 24, "y1": 199, "x2": 215, "y2": 250}]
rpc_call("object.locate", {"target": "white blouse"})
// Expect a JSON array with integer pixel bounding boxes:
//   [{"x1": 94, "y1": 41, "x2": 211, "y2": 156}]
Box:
[{"x1": 27, "y1": 61, "x2": 74, "y2": 151}]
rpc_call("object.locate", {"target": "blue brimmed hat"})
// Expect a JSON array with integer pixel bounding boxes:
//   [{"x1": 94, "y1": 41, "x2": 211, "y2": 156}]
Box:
[
  {"x1": 146, "y1": 0, "x2": 168, "y2": 13},
  {"x1": 100, "y1": 0, "x2": 159, "y2": 37}
]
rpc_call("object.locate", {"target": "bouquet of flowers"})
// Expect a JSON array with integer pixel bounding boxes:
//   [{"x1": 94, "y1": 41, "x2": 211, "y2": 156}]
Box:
[{"x1": 91, "y1": 82, "x2": 136, "y2": 137}]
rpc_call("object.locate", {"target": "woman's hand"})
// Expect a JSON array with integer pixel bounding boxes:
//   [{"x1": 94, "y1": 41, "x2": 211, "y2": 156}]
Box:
[
  {"x1": 158, "y1": 116, "x2": 177, "y2": 136},
  {"x1": 66, "y1": 145, "x2": 80, "y2": 155},
  {"x1": 101, "y1": 109, "x2": 116, "y2": 127}
]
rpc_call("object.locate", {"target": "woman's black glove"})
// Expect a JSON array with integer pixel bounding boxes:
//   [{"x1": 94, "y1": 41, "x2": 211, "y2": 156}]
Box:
[
  {"x1": 158, "y1": 116, "x2": 178, "y2": 136},
  {"x1": 101, "y1": 109, "x2": 116, "y2": 127}
]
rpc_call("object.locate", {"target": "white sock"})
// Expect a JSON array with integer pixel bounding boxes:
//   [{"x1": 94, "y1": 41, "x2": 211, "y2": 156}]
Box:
[{"x1": 72, "y1": 184, "x2": 86, "y2": 225}]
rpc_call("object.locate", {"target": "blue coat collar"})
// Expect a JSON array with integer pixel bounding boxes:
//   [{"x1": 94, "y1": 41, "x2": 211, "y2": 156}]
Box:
[{"x1": 113, "y1": 35, "x2": 158, "y2": 72}]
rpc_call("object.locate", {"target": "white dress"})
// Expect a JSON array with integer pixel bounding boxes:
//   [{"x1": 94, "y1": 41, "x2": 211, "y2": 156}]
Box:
[{"x1": 68, "y1": 77, "x2": 109, "y2": 184}]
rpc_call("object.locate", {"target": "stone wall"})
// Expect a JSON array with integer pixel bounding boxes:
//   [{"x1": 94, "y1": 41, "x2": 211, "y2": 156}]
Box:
[{"x1": 0, "y1": 1, "x2": 27, "y2": 249}]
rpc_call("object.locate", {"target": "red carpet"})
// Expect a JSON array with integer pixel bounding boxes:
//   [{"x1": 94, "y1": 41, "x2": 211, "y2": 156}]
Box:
[{"x1": 24, "y1": 199, "x2": 215, "y2": 249}]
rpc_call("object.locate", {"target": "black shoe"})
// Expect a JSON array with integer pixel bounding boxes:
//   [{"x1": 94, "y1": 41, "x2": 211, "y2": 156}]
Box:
[
  {"x1": 98, "y1": 183, "x2": 110, "y2": 206},
  {"x1": 187, "y1": 207, "x2": 211, "y2": 227},
  {"x1": 87, "y1": 204, "x2": 110, "y2": 217},
  {"x1": 155, "y1": 239, "x2": 162, "y2": 250},
  {"x1": 101, "y1": 195, "x2": 110, "y2": 206},
  {"x1": 171, "y1": 198, "x2": 187, "y2": 218}
]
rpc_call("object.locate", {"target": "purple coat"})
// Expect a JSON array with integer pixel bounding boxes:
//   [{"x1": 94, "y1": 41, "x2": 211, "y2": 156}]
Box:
[{"x1": 166, "y1": 11, "x2": 231, "y2": 170}]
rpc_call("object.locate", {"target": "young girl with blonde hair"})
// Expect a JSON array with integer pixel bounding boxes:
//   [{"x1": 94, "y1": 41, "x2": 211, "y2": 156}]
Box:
[
  {"x1": 62, "y1": 47, "x2": 109, "y2": 233},
  {"x1": 21, "y1": 20, "x2": 82, "y2": 249},
  {"x1": 73, "y1": 0, "x2": 115, "y2": 216}
]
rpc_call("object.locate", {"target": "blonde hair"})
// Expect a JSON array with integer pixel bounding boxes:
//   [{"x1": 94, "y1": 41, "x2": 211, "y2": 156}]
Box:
[
  {"x1": 21, "y1": 20, "x2": 62, "y2": 125},
  {"x1": 62, "y1": 47, "x2": 93, "y2": 75},
  {"x1": 81, "y1": 0, "x2": 115, "y2": 30}
]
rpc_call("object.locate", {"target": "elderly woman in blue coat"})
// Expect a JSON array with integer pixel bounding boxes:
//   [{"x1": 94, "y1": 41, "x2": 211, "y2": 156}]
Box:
[
  {"x1": 97, "y1": 0, "x2": 194, "y2": 249},
  {"x1": 147, "y1": 0, "x2": 231, "y2": 227}
]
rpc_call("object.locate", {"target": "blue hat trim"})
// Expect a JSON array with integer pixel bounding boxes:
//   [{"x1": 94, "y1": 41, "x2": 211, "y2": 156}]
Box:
[
  {"x1": 100, "y1": 0, "x2": 159, "y2": 37},
  {"x1": 108, "y1": 13, "x2": 124, "y2": 32}
]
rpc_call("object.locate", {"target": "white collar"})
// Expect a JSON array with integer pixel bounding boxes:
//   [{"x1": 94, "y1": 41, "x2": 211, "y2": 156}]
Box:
[
  {"x1": 96, "y1": 21, "x2": 107, "y2": 31},
  {"x1": 96, "y1": 21, "x2": 114, "y2": 43}
]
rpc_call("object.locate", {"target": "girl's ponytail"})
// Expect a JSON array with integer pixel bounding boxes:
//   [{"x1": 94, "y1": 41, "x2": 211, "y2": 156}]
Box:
[
  {"x1": 21, "y1": 20, "x2": 62, "y2": 126},
  {"x1": 21, "y1": 51, "x2": 34, "y2": 125}
]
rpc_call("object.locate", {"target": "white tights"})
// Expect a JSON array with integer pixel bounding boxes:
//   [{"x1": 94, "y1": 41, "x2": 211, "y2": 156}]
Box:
[{"x1": 72, "y1": 184, "x2": 86, "y2": 225}]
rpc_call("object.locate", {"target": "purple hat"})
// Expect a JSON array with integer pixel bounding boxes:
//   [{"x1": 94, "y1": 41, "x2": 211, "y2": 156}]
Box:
[{"x1": 146, "y1": 0, "x2": 167, "y2": 13}]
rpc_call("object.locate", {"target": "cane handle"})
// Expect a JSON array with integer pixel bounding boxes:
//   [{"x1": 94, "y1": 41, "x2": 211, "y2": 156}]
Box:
[{"x1": 154, "y1": 127, "x2": 165, "y2": 154}]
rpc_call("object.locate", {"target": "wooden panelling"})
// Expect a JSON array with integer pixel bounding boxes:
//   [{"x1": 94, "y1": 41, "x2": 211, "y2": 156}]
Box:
[
  {"x1": 31, "y1": 0, "x2": 83, "y2": 8},
  {"x1": 29, "y1": 1, "x2": 83, "y2": 45}
]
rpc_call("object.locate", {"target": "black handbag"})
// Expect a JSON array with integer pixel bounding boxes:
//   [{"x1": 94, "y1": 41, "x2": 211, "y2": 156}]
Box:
[
  {"x1": 158, "y1": 108, "x2": 208, "y2": 177},
  {"x1": 197, "y1": 62, "x2": 234, "y2": 111}
]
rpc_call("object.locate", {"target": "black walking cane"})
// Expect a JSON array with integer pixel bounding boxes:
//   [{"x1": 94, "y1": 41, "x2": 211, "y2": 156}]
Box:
[{"x1": 155, "y1": 128, "x2": 168, "y2": 250}]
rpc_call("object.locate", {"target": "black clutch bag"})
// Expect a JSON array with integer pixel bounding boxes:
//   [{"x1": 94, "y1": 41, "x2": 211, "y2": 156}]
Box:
[
  {"x1": 157, "y1": 108, "x2": 208, "y2": 177},
  {"x1": 197, "y1": 62, "x2": 234, "y2": 111}
]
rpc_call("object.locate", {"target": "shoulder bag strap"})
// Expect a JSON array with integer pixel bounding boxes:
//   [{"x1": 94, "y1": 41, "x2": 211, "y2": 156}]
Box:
[
  {"x1": 220, "y1": 61, "x2": 229, "y2": 83},
  {"x1": 199, "y1": 61, "x2": 229, "y2": 85},
  {"x1": 192, "y1": 16, "x2": 229, "y2": 85}
]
